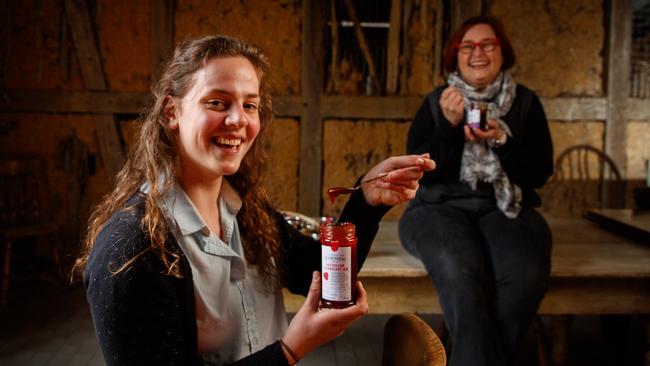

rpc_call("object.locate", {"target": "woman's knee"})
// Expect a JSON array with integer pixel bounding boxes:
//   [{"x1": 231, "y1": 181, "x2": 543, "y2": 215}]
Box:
[
  {"x1": 429, "y1": 257, "x2": 489, "y2": 300},
  {"x1": 505, "y1": 256, "x2": 551, "y2": 300},
  {"x1": 398, "y1": 204, "x2": 451, "y2": 256}
]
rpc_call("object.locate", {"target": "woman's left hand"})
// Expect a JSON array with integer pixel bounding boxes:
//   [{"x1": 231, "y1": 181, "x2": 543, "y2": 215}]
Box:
[
  {"x1": 464, "y1": 119, "x2": 504, "y2": 142},
  {"x1": 361, "y1": 154, "x2": 436, "y2": 206}
]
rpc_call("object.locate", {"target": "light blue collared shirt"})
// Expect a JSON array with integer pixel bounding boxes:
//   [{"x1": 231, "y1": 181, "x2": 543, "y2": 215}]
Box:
[{"x1": 151, "y1": 180, "x2": 287, "y2": 365}]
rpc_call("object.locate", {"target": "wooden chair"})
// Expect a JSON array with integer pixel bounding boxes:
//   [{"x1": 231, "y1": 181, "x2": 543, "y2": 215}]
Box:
[
  {"x1": 542, "y1": 144, "x2": 624, "y2": 215},
  {"x1": 382, "y1": 313, "x2": 446, "y2": 366},
  {"x1": 0, "y1": 158, "x2": 60, "y2": 305}
]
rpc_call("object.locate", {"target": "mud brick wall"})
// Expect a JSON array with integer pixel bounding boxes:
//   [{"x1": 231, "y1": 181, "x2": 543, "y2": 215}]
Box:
[
  {"x1": 626, "y1": 122, "x2": 650, "y2": 180},
  {"x1": 491, "y1": 0, "x2": 607, "y2": 168},
  {"x1": 98, "y1": 1, "x2": 150, "y2": 91},
  {"x1": 175, "y1": 0, "x2": 301, "y2": 95},
  {"x1": 404, "y1": 0, "x2": 439, "y2": 94},
  {"x1": 491, "y1": 0, "x2": 604, "y2": 97},
  {"x1": 323, "y1": 120, "x2": 410, "y2": 220},
  {"x1": 549, "y1": 121, "x2": 606, "y2": 168},
  {"x1": 1, "y1": 0, "x2": 648, "y2": 230},
  {"x1": 264, "y1": 118, "x2": 300, "y2": 211}
]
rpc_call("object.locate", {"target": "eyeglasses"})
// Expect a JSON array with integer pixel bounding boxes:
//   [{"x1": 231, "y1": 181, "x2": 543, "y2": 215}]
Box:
[{"x1": 456, "y1": 39, "x2": 500, "y2": 54}]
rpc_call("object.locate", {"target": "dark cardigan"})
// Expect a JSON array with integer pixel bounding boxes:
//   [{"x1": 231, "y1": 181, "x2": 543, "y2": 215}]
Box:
[
  {"x1": 84, "y1": 188, "x2": 389, "y2": 366},
  {"x1": 406, "y1": 84, "x2": 553, "y2": 206}
]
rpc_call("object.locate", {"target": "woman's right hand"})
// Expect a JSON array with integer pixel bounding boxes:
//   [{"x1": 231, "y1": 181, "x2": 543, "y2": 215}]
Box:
[
  {"x1": 439, "y1": 86, "x2": 465, "y2": 127},
  {"x1": 282, "y1": 271, "x2": 368, "y2": 363}
]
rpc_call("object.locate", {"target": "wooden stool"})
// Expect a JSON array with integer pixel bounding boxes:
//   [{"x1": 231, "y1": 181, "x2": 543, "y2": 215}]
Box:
[
  {"x1": 382, "y1": 313, "x2": 446, "y2": 366},
  {"x1": 0, "y1": 158, "x2": 59, "y2": 305}
]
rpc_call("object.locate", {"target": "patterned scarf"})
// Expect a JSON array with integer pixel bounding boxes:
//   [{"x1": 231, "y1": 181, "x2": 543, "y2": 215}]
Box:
[{"x1": 447, "y1": 71, "x2": 522, "y2": 218}]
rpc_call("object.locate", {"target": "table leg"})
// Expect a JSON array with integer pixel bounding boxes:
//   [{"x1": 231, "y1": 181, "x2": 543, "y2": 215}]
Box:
[
  {"x1": 533, "y1": 316, "x2": 549, "y2": 366},
  {"x1": 2, "y1": 240, "x2": 11, "y2": 305},
  {"x1": 551, "y1": 314, "x2": 574, "y2": 366},
  {"x1": 645, "y1": 316, "x2": 650, "y2": 366}
]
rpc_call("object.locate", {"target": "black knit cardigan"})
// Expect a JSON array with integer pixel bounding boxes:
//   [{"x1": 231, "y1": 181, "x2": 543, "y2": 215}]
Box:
[{"x1": 85, "y1": 188, "x2": 389, "y2": 365}]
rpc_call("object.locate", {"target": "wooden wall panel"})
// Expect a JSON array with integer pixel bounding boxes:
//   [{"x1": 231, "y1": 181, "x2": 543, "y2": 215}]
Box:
[
  {"x1": 299, "y1": 0, "x2": 326, "y2": 216},
  {"x1": 63, "y1": 0, "x2": 123, "y2": 181}
]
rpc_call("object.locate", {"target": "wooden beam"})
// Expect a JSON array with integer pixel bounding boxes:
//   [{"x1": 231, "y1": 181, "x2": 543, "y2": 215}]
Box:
[
  {"x1": 328, "y1": 0, "x2": 340, "y2": 94},
  {"x1": 433, "y1": 0, "x2": 444, "y2": 86},
  {"x1": 0, "y1": 1, "x2": 11, "y2": 89},
  {"x1": 63, "y1": 0, "x2": 123, "y2": 181},
  {"x1": 399, "y1": 0, "x2": 413, "y2": 95},
  {"x1": 0, "y1": 90, "x2": 305, "y2": 117},
  {"x1": 0, "y1": 90, "x2": 150, "y2": 114},
  {"x1": 386, "y1": 0, "x2": 402, "y2": 94},
  {"x1": 321, "y1": 95, "x2": 422, "y2": 119},
  {"x1": 299, "y1": 0, "x2": 326, "y2": 216},
  {"x1": 342, "y1": 0, "x2": 381, "y2": 94},
  {"x1": 626, "y1": 98, "x2": 650, "y2": 120},
  {"x1": 450, "y1": 0, "x2": 482, "y2": 35},
  {"x1": 605, "y1": 0, "x2": 632, "y2": 177},
  {"x1": 541, "y1": 97, "x2": 607, "y2": 121},
  {"x1": 7, "y1": 91, "x2": 647, "y2": 123},
  {"x1": 63, "y1": 0, "x2": 106, "y2": 91},
  {"x1": 150, "y1": 0, "x2": 174, "y2": 83},
  {"x1": 320, "y1": 96, "x2": 613, "y2": 121},
  {"x1": 273, "y1": 95, "x2": 303, "y2": 118}
]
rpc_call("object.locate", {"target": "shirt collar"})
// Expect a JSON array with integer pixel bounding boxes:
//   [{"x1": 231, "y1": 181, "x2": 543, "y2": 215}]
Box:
[
  {"x1": 152, "y1": 179, "x2": 242, "y2": 237},
  {"x1": 218, "y1": 181, "x2": 241, "y2": 245}
]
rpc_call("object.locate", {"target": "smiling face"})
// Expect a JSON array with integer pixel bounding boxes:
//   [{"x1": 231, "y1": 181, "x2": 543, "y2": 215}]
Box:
[
  {"x1": 457, "y1": 23, "x2": 503, "y2": 88},
  {"x1": 169, "y1": 56, "x2": 261, "y2": 183}
]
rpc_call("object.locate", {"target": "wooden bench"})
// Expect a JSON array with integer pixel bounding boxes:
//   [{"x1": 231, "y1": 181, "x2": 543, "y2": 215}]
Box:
[{"x1": 284, "y1": 216, "x2": 650, "y2": 365}]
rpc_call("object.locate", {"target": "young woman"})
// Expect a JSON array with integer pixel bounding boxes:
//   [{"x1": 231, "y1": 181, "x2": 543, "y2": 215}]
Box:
[{"x1": 76, "y1": 35, "x2": 434, "y2": 365}]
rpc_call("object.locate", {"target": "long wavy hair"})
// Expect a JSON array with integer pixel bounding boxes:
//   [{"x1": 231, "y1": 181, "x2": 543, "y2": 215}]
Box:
[{"x1": 74, "y1": 35, "x2": 281, "y2": 288}]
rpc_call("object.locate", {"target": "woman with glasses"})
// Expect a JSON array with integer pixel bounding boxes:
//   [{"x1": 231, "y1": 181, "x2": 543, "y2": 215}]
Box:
[{"x1": 398, "y1": 15, "x2": 553, "y2": 366}]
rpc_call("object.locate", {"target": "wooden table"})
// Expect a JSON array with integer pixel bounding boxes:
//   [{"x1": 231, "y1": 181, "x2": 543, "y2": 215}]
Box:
[
  {"x1": 586, "y1": 208, "x2": 650, "y2": 243},
  {"x1": 284, "y1": 217, "x2": 650, "y2": 366}
]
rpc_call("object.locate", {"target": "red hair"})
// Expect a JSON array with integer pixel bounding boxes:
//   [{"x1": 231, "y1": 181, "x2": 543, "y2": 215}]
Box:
[{"x1": 443, "y1": 16, "x2": 516, "y2": 73}]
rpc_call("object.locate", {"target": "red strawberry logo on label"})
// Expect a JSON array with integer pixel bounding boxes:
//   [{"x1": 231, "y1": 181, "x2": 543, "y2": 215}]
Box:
[{"x1": 323, "y1": 272, "x2": 329, "y2": 281}]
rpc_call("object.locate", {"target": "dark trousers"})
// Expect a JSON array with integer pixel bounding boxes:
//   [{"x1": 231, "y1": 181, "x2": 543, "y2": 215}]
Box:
[{"x1": 399, "y1": 195, "x2": 552, "y2": 366}]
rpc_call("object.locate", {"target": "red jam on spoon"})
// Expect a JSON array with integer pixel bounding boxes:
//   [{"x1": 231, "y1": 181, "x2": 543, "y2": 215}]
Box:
[{"x1": 327, "y1": 187, "x2": 356, "y2": 204}]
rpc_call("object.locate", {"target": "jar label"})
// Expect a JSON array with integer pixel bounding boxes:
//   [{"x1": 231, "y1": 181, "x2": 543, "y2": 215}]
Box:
[
  {"x1": 321, "y1": 245, "x2": 352, "y2": 301},
  {"x1": 467, "y1": 108, "x2": 480, "y2": 129}
]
